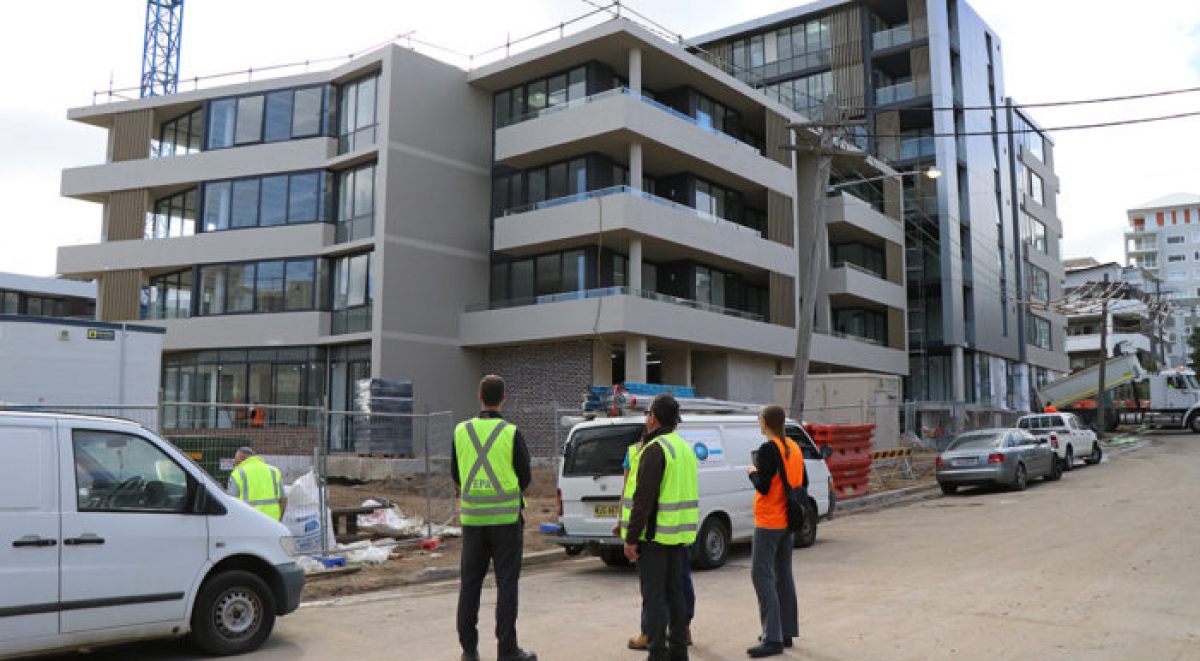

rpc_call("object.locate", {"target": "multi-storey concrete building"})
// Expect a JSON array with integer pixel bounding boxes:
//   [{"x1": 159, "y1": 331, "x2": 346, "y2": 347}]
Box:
[
  {"x1": 1124, "y1": 193, "x2": 1200, "y2": 368},
  {"x1": 694, "y1": 0, "x2": 1069, "y2": 410},
  {"x1": 0, "y1": 272, "x2": 95, "y2": 319},
  {"x1": 1062, "y1": 259, "x2": 1165, "y2": 371},
  {"x1": 58, "y1": 19, "x2": 908, "y2": 446}
]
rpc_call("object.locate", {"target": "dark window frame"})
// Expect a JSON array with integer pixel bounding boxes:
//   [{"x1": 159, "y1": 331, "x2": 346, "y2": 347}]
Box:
[{"x1": 204, "y1": 83, "x2": 331, "y2": 151}]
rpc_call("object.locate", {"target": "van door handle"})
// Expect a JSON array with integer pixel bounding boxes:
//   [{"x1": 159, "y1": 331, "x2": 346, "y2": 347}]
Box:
[
  {"x1": 12, "y1": 535, "x2": 58, "y2": 548},
  {"x1": 63, "y1": 535, "x2": 106, "y2": 546}
]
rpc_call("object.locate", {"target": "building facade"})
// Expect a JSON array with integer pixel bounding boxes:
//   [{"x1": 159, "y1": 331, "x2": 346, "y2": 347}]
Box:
[
  {"x1": 1124, "y1": 193, "x2": 1200, "y2": 368},
  {"x1": 694, "y1": 0, "x2": 1068, "y2": 411},
  {"x1": 1062, "y1": 259, "x2": 1165, "y2": 372},
  {"x1": 0, "y1": 272, "x2": 95, "y2": 319},
  {"x1": 58, "y1": 20, "x2": 909, "y2": 447}
]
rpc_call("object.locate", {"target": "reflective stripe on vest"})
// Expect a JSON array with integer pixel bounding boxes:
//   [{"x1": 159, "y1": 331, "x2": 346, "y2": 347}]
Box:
[
  {"x1": 455, "y1": 418, "x2": 521, "y2": 526},
  {"x1": 232, "y1": 456, "x2": 283, "y2": 520},
  {"x1": 618, "y1": 432, "x2": 700, "y2": 545}
]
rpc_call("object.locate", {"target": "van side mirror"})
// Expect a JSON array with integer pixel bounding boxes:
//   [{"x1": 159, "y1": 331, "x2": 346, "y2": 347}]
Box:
[
  {"x1": 191, "y1": 480, "x2": 227, "y2": 516},
  {"x1": 821, "y1": 445, "x2": 833, "y2": 460}
]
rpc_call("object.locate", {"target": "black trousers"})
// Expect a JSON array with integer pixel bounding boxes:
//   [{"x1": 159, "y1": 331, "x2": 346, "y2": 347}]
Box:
[
  {"x1": 638, "y1": 541, "x2": 689, "y2": 660},
  {"x1": 457, "y1": 521, "x2": 523, "y2": 655}
]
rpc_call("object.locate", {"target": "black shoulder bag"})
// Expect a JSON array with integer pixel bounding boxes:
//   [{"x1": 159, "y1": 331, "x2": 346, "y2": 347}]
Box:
[{"x1": 774, "y1": 439, "x2": 808, "y2": 533}]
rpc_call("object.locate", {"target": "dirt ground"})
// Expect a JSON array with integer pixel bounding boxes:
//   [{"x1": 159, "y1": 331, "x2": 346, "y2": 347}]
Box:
[
  {"x1": 301, "y1": 454, "x2": 938, "y2": 600},
  {"x1": 303, "y1": 466, "x2": 561, "y2": 600}
]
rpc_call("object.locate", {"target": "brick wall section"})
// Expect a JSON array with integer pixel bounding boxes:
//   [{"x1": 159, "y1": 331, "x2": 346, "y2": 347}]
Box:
[{"x1": 482, "y1": 341, "x2": 595, "y2": 457}]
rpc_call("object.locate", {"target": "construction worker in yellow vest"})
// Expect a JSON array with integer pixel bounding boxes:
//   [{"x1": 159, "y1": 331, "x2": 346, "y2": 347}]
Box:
[
  {"x1": 227, "y1": 447, "x2": 285, "y2": 521},
  {"x1": 452, "y1": 375, "x2": 536, "y2": 661},
  {"x1": 621, "y1": 394, "x2": 700, "y2": 661}
]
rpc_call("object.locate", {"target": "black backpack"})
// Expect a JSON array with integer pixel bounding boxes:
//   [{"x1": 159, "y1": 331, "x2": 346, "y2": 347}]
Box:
[{"x1": 774, "y1": 439, "x2": 808, "y2": 533}]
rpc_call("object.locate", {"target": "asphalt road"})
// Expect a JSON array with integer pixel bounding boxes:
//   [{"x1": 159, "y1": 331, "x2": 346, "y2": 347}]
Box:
[{"x1": 54, "y1": 433, "x2": 1200, "y2": 660}]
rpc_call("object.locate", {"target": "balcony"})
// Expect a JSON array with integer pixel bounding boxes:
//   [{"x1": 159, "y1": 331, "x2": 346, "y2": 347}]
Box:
[
  {"x1": 875, "y1": 77, "x2": 931, "y2": 106},
  {"x1": 461, "y1": 287, "x2": 792, "y2": 358},
  {"x1": 331, "y1": 303, "x2": 372, "y2": 335},
  {"x1": 810, "y1": 330, "x2": 908, "y2": 374},
  {"x1": 823, "y1": 263, "x2": 906, "y2": 310},
  {"x1": 493, "y1": 88, "x2": 792, "y2": 196}
]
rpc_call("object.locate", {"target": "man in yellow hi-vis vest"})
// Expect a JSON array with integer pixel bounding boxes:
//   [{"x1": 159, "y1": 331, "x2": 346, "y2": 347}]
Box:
[
  {"x1": 622, "y1": 394, "x2": 699, "y2": 661},
  {"x1": 227, "y1": 447, "x2": 285, "y2": 521},
  {"x1": 452, "y1": 375, "x2": 536, "y2": 661}
]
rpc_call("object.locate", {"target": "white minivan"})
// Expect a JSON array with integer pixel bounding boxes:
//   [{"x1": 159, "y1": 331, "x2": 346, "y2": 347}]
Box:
[
  {"x1": 0, "y1": 412, "x2": 304, "y2": 658},
  {"x1": 553, "y1": 415, "x2": 835, "y2": 569}
]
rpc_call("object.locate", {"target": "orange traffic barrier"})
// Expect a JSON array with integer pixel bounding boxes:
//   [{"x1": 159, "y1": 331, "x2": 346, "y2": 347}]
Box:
[{"x1": 806, "y1": 423, "x2": 875, "y2": 500}]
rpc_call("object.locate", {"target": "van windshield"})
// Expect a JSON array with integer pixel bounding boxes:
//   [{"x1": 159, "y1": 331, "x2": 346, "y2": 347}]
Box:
[{"x1": 563, "y1": 424, "x2": 643, "y2": 477}]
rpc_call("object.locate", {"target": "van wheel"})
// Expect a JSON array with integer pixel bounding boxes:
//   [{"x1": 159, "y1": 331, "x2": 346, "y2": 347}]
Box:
[
  {"x1": 564, "y1": 545, "x2": 584, "y2": 557},
  {"x1": 190, "y1": 570, "x2": 276, "y2": 656},
  {"x1": 939, "y1": 483, "x2": 957, "y2": 495},
  {"x1": 692, "y1": 516, "x2": 730, "y2": 570},
  {"x1": 1189, "y1": 414, "x2": 1200, "y2": 434},
  {"x1": 600, "y1": 547, "x2": 630, "y2": 567},
  {"x1": 793, "y1": 500, "x2": 819, "y2": 549}
]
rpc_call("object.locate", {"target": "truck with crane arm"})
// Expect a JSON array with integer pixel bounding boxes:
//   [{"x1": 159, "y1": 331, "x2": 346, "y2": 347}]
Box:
[{"x1": 1036, "y1": 347, "x2": 1200, "y2": 432}]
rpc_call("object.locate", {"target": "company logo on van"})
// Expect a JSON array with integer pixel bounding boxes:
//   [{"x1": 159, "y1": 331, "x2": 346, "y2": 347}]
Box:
[{"x1": 693, "y1": 443, "x2": 709, "y2": 461}]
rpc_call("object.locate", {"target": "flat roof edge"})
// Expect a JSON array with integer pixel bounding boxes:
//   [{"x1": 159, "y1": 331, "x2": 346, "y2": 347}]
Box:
[{"x1": 0, "y1": 315, "x2": 167, "y2": 334}]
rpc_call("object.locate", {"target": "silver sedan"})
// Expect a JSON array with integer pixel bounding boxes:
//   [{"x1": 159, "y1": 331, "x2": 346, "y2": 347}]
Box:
[{"x1": 936, "y1": 428, "x2": 1061, "y2": 495}]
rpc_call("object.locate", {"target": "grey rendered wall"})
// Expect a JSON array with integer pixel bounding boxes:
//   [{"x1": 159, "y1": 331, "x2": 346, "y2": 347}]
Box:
[{"x1": 375, "y1": 46, "x2": 493, "y2": 420}]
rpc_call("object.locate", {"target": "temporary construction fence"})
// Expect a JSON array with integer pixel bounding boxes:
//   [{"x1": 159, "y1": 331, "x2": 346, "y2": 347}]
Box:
[{"x1": 3, "y1": 402, "x2": 459, "y2": 557}]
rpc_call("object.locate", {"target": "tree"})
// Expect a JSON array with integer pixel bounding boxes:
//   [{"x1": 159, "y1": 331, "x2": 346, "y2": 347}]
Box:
[{"x1": 1188, "y1": 327, "x2": 1200, "y2": 368}]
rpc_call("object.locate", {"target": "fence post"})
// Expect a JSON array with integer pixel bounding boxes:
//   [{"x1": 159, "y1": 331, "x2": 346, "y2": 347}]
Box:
[{"x1": 424, "y1": 410, "x2": 434, "y2": 540}]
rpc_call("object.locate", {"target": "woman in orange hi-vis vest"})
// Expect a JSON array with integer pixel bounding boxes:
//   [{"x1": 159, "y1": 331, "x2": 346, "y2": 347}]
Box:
[{"x1": 745, "y1": 405, "x2": 804, "y2": 658}]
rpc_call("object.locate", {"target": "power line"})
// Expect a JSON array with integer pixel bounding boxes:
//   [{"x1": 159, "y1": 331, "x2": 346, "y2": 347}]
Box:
[
  {"x1": 846, "y1": 108, "x2": 1200, "y2": 139},
  {"x1": 844, "y1": 85, "x2": 1200, "y2": 114}
]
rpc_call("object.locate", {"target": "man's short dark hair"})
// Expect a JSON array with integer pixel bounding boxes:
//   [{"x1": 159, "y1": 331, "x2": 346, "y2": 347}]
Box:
[
  {"x1": 650, "y1": 394, "x2": 681, "y2": 429},
  {"x1": 479, "y1": 374, "x2": 506, "y2": 407}
]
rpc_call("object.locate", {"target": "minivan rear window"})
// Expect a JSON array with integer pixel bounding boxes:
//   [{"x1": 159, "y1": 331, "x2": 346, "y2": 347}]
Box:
[
  {"x1": 785, "y1": 425, "x2": 822, "y2": 460},
  {"x1": 563, "y1": 424, "x2": 643, "y2": 477}
]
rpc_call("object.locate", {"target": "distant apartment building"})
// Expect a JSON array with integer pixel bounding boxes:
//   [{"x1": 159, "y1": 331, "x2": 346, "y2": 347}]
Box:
[
  {"x1": 693, "y1": 0, "x2": 1069, "y2": 411},
  {"x1": 58, "y1": 19, "x2": 909, "y2": 445},
  {"x1": 0, "y1": 272, "x2": 95, "y2": 319},
  {"x1": 1062, "y1": 258, "x2": 1165, "y2": 371},
  {"x1": 1124, "y1": 193, "x2": 1200, "y2": 368}
]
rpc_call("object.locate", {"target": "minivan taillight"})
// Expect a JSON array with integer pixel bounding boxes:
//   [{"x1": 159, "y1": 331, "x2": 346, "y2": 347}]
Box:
[
  {"x1": 935, "y1": 456, "x2": 944, "y2": 468},
  {"x1": 1049, "y1": 433, "x2": 1059, "y2": 449},
  {"x1": 556, "y1": 488, "x2": 563, "y2": 518},
  {"x1": 987, "y1": 453, "x2": 1005, "y2": 464}
]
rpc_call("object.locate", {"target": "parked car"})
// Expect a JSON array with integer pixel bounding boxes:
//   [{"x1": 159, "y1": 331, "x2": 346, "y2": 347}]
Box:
[
  {"x1": 0, "y1": 412, "x2": 304, "y2": 659},
  {"x1": 553, "y1": 414, "x2": 834, "y2": 569},
  {"x1": 936, "y1": 428, "x2": 1061, "y2": 494},
  {"x1": 1015, "y1": 412, "x2": 1102, "y2": 471}
]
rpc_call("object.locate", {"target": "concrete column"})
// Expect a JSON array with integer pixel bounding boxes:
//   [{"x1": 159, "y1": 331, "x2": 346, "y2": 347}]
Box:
[
  {"x1": 952, "y1": 345, "x2": 966, "y2": 402},
  {"x1": 628, "y1": 47, "x2": 642, "y2": 95},
  {"x1": 592, "y1": 340, "x2": 613, "y2": 386},
  {"x1": 660, "y1": 348, "x2": 692, "y2": 387},
  {"x1": 629, "y1": 141, "x2": 643, "y2": 191},
  {"x1": 629, "y1": 237, "x2": 643, "y2": 292},
  {"x1": 625, "y1": 336, "x2": 648, "y2": 384}
]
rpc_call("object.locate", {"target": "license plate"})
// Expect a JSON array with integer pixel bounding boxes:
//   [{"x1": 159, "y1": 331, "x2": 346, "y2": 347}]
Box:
[
  {"x1": 951, "y1": 457, "x2": 978, "y2": 467},
  {"x1": 594, "y1": 504, "x2": 620, "y2": 518}
]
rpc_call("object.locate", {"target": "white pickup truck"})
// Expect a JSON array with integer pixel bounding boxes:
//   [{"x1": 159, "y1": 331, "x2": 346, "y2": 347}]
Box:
[{"x1": 1015, "y1": 412, "x2": 1102, "y2": 470}]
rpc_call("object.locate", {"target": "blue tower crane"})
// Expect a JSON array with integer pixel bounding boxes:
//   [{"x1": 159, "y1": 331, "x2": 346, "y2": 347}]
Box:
[{"x1": 140, "y1": 0, "x2": 185, "y2": 97}]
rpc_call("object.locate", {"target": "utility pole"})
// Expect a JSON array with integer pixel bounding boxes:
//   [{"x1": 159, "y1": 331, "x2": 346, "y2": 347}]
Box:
[
  {"x1": 788, "y1": 96, "x2": 845, "y2": 419},
  {"x1": 1096, "y1": 274, "x2": 1110, "y2": 437}
]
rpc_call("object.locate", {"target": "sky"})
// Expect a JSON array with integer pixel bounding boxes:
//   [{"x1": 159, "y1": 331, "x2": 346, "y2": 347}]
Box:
[{"x1": 1, "y1": 0, "x2": 1198, "y2": 277}]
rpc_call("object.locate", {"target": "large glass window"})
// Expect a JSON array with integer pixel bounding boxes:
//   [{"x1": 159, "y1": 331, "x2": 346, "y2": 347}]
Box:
[
  {"x1": 1029, "y1": 171, "x2": 1045, "y2": 206},
  {"x1": 332, "y1": 252, "x2": 373, "y2": 334},
  {"x1": 206, "y1": 84, "x2": 329, "y2": 151},
  {"x1": 234, "y1": 95, "x2": 265, "y2": 145},
  {"x1": 338, "y1": 73, "x2": 380, "y2": 153},
  {"x1": 145, "y1": 269, "x2": 192, "y2": 320},
  {"x1": 834, "y1": 308, "x2": 887, "y2": 344},
  {"x1": 832, "y1": 243, "x2": 886, "y2": 278},
  {"x1": 284, "y1": 259, "x2": 316, "y2": 311},
  {"x1": 336, "y1": 163, "x2": 375, "y2": 242},
  {"x1": 1021, "y1": 212, "x2": 1048, "y2": 254},
  {"x1": 73, "y1": 430, "x2": 188, "y2": 513},
  {"x1": 492, "y1": 156, "x2": 589, "y2": 216},
  {"x1": 199, "y1": 265, "x2": 226, "y2": 316},
  {"x1": 255, "y1": 261, "x2": 285, "y2": 313},
  {"x1": 195, "y1": 258, "x2": 318, "y2": 316},
  {"x1": 1028, "y1": 314, "x2": 1052, "y2": 350},
  {"x1": 1024, "y1": 263, "x2": 1050, "y2": 303},
  {"x1": 155, "y1": 108, "x2": 203, "y2": 158},
  {"x1": 226, "y1": 263, "x2": 256, "y2": 313},
  {"x1": 727, "y1": 17, "x2": 831, "y2": 83},
  {"x1": 146, "y1": 189, "x2": 197, "y2": 239},
  {"x1": 202, "y1": 171, "x2": 328, "y2": 233},
  {"x1": 494, "y1": 65, "x2": 590, "y2": 128}
]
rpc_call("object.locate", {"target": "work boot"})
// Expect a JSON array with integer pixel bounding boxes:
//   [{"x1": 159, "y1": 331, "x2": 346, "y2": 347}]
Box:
[
  {"x1": 498, "y1": 649, "x2": 537, "y2": 661},
  {"x1": 783, "y1": 637, "x2": 793, "y2": 648},
  {"x1": 628, "y1": 633, "x2": 649, "y2": 650},
  {"x1": 746, "y1": 641, "x2": 784, "y2": 658},
  {"x1": 461, "y1": 651, "x2": 480, "y2": 661}
]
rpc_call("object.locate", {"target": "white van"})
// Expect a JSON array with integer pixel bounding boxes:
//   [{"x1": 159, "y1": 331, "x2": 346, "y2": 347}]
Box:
[
  {"x1": 0, "y1": 412, "x2": 304, "y2": 658},
  {"x1": 552, "y1": 415, "x2": 834, "y2": 569}
]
